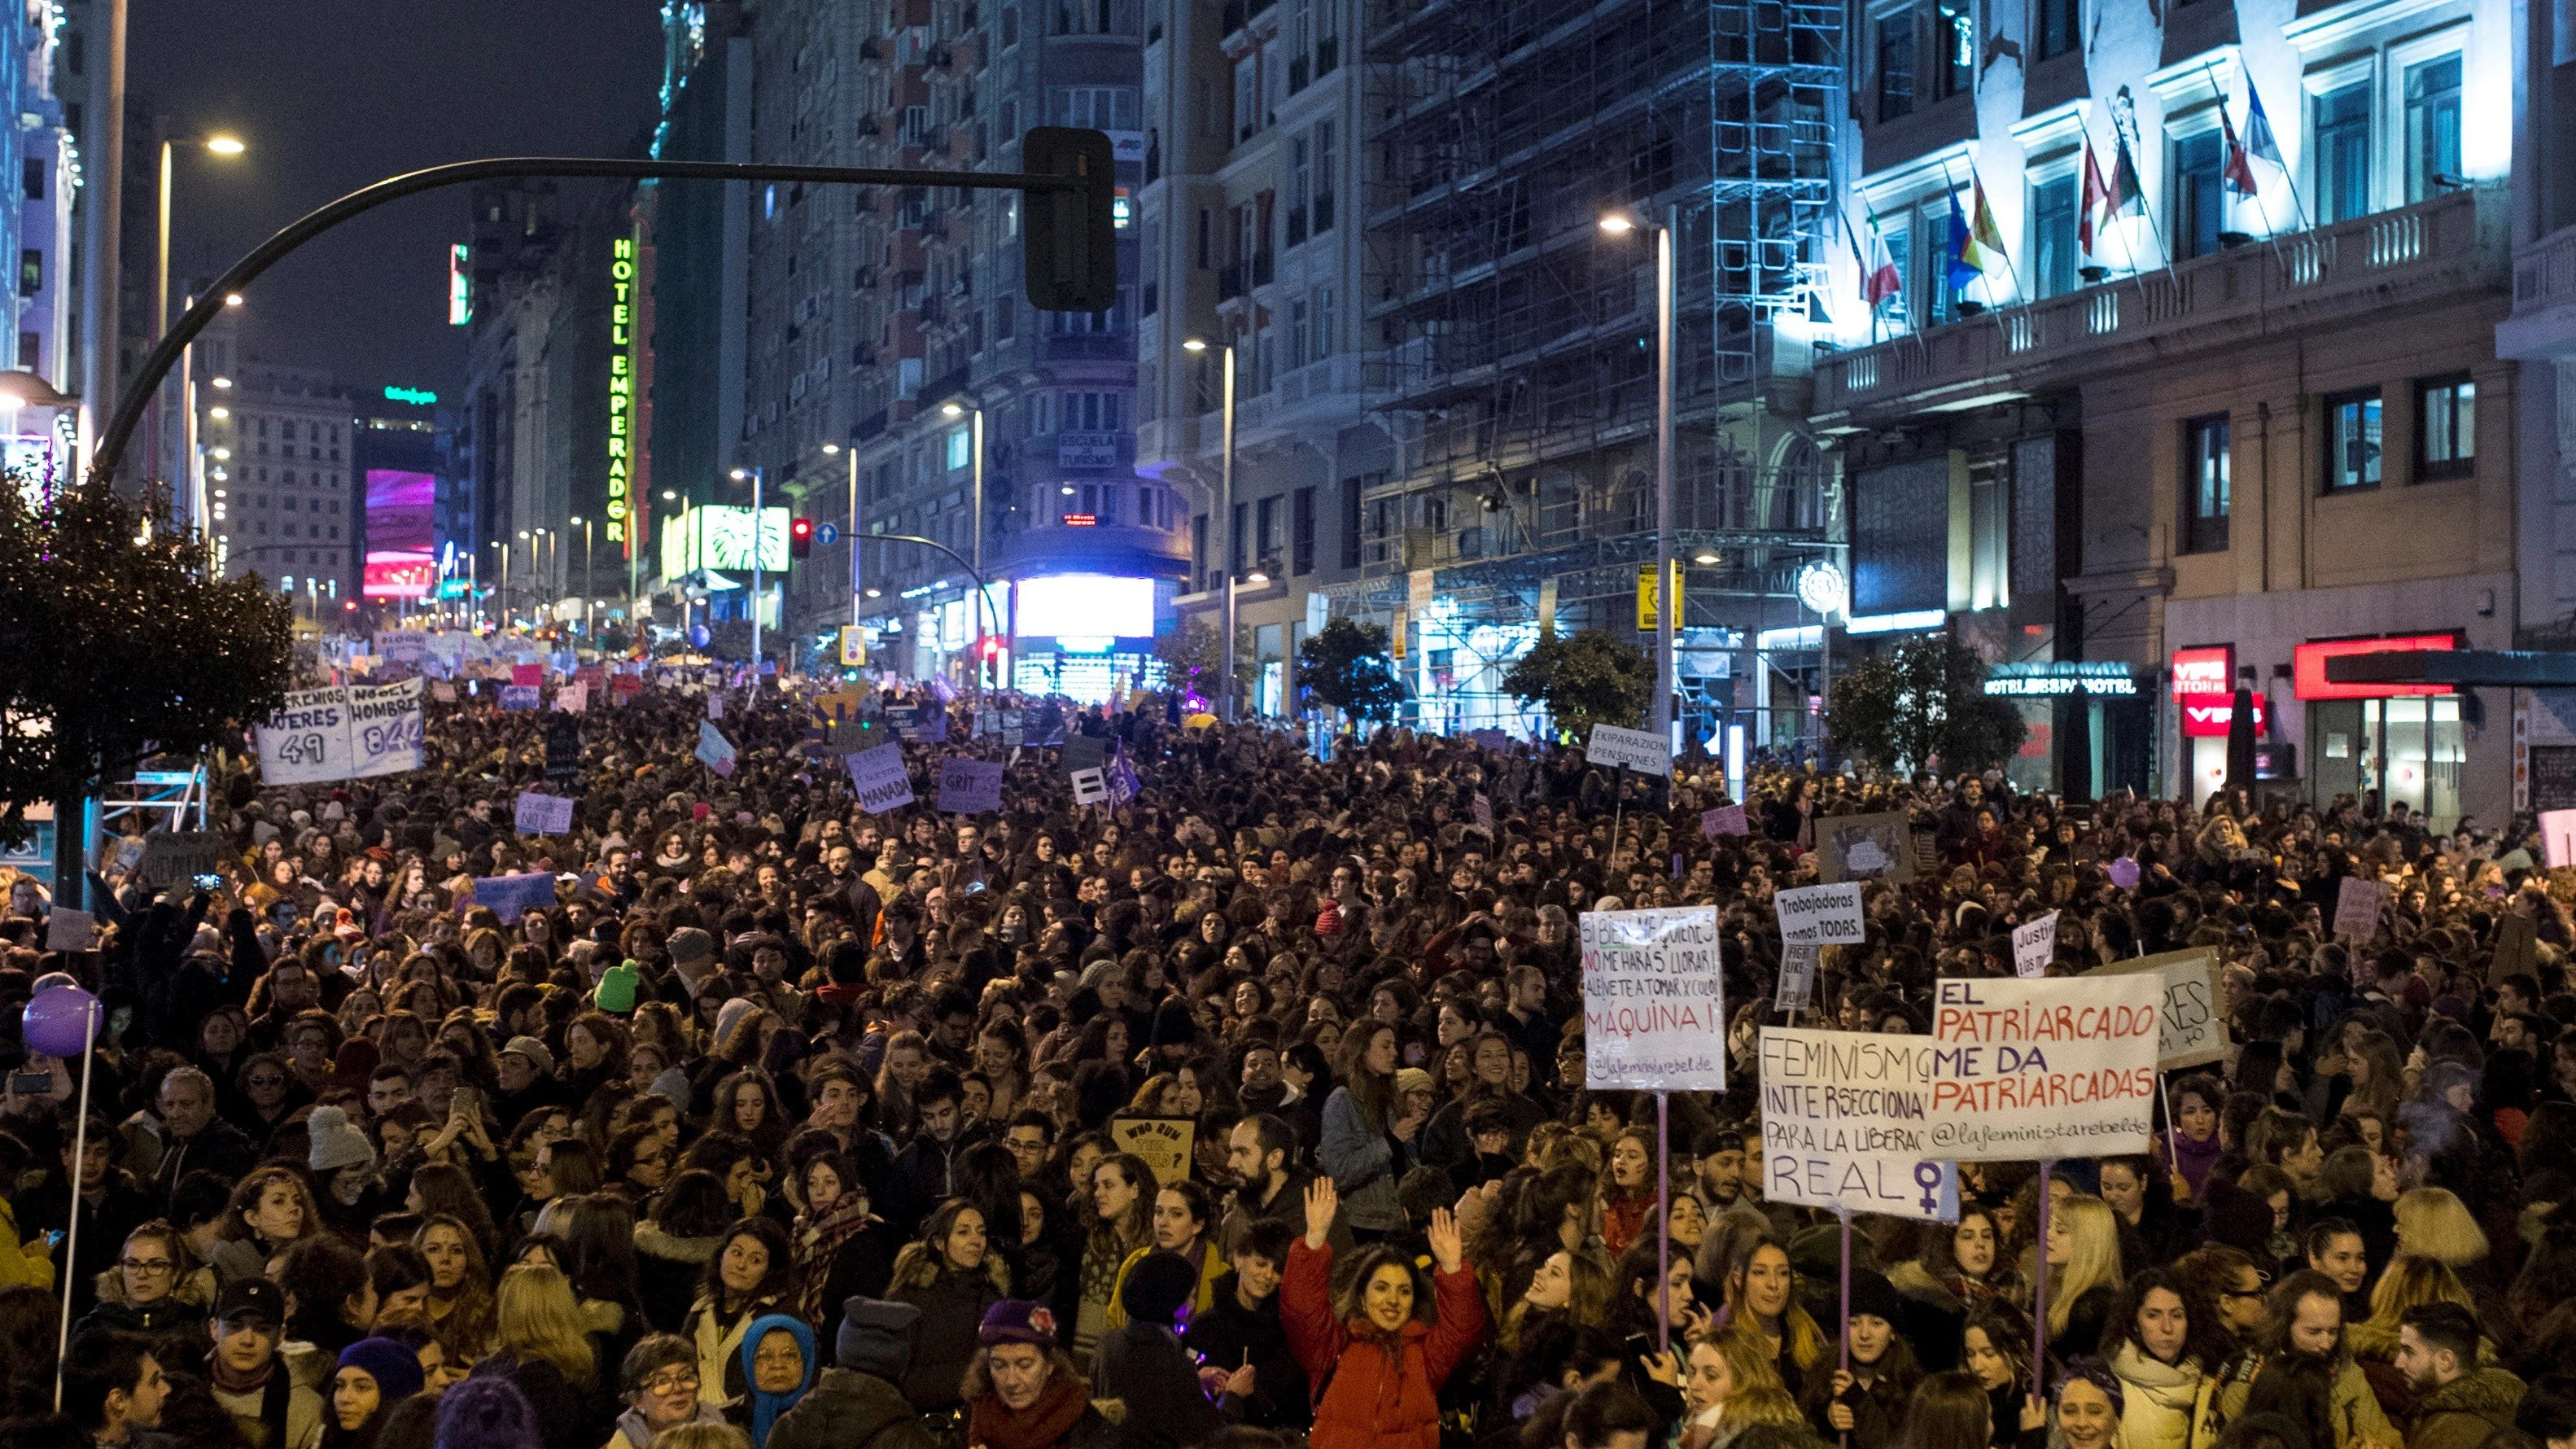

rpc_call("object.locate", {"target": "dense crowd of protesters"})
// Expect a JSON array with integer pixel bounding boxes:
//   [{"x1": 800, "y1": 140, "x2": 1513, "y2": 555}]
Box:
[{"x1": 0, "y1": 674, "x2": 2573, "y2": 1449}]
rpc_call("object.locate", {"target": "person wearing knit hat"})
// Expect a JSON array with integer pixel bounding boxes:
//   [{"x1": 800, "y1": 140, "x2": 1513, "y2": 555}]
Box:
[
  {"x1": 1114, "y1": 1250, "x2": 1200, "y2": 1328},
  {"x1": 595, "y1": 960, "x2": 640, "y2": 1014},
  {"x1": 1813, "y1": 1268, "x2": 1915, "y2": 1445},
  {"x1": 1094, "y1": 1252, "x2": 1227, "y2": 1449},
  {"x1": 308, "y1": 1104, "x2": 376, "y2": 1180},
  {"x1": 764, "y1": 1298, "x2": 921, "y2": 1449},
  {"x1": 331, "y1": 1336, "x2": 427, "y2": 1442},
  {"x1": 432, "y1": 1376, "x2": 545, "y2": 1449},
  {"x1": 962, "y1": 1301, "x2": 1114, "y2": 1449},
  {"x1": 667, "y1": 927, "x2": 719, "y2": 994}
]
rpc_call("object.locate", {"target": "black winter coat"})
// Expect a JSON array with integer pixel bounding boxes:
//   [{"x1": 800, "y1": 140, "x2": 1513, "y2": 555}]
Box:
[{"x1": 765, "y1": 1368, "x2": 941, "y2": 1449}]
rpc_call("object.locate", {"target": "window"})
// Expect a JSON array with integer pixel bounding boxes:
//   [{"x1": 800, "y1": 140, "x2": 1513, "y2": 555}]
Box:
[
  {"x1": 1311, "y1": 121, "x2": 1336, "y2": 233},
  {"x1": 1314, "y1": 286, "x2": 1336, "y2": 358},
  {"x1": 2324, "y1": 387, "x2": 2382, "y2": 492},
  {"x1": 2034, "y1": 0, "x2": 2077, "y2": 59},
  {"x1": 1293, "y1": 486, "x2": 1316, "y2": 575},
  {"x1": 1932, "y1": 0, "x2": 1973, "y2": 99},
  {"x1": 1049, "y1": 86, "x2": 1139, "y2": 129},
  {"x1": 2171, "y1": 129, "x2": 2225, "y2": 260},
  {"x1": 1341, "y1": 476, "x2": 1364, "y2": 568},
  {"x1": 1256, "y1": 495, "x2": 1278, "y2": 563},
  {"x1": 1234, "y1": 55, "x2": 1260, "y2": 142},
  {"x1": 15, "y1": 249, "x2": 36, "y2": 298},
  {"x1": 1196, "y1": 208, "x2": 1212, "y2": 268},
  {"x1": 2029, "y1": 177, "x2": 2077, "y2": 298},
  {"x1": 2315, "y1": 81, "x2": 2373, "y2": 223},
  {"x1": 2416, "y1": 374, "x2": 2476, "y2": 479},
  {"x1": 20, "y1": 159, "x2": 41, "y2": 200},
  {"x1": 2181, "y1": 414, "x2": 2230, "y2": 554},
  {"x1": 1286, "y1": 134, "x2": 1311, "y2": 244},
  {"x1": 1230, "y1": 501, "x2": 1247, "y2": 575},
  {"x1": 946, "y1": 427, "x2": 972, "y2": 470},
  {"x1": 1876, "y1": 12, "x2": 1915, "y2": 120},
  {"x1": 1288, "y1": 297, "x2": 1310, "y2": 370},
  {"x1": 2404, "y1": 55, "x2": 2462, "y2": 203}
]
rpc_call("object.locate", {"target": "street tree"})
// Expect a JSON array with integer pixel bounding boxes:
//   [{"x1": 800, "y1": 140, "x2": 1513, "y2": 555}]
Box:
[
  {"x1": 1827, "y1": 634, "x2": 2025, "y2": 777},
  {"x1": 0, "y1": 479, "x2": 294, "y2": 868},
  {"x1": 1296, "y1": 618, "x2": 1404, "y2": 723},
  {"x1": 1503, "y1": 630, "x2": 1652, "y2": 739}
]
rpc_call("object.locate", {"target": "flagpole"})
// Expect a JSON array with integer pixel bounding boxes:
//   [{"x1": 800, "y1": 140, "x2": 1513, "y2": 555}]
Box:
[
  {"x1": 2243, "y1": 61, "x2": 2316, "y2": 232},
  {"x1": 1936, "y1": 155, "x2": 2015, "y2": 348},
  {"x1": 2081, "y1": 135, "x2": 2158, "y2": 309},
  {"x1": 2200, "y1": 57, "x2": 2289, "y2": 270},
  {"x1": 1966, "y1": 158, "x2": 2034, "y2": 313},
  {"x1": 2107, "y1": 92, "x2": 2188, "y2": 292}
]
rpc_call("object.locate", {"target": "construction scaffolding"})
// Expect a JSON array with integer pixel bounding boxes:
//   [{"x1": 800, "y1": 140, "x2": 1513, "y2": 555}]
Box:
[{"x1": 1352, "y1": 0, "x2": 1844, "y2": 659}]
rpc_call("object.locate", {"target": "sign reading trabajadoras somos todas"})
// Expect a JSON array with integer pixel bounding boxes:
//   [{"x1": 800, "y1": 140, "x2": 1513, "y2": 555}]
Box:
[
  {"x1": 1927, "y1": 974, "x2": 2160, "y2": 1160},
  {"x1": 1581, "y1": 905, "x2": 1724, "y2": 1092}
]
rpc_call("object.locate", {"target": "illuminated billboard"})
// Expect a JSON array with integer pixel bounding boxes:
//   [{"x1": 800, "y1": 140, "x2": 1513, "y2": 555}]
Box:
[
  {"x1": 361, "y1": 468, "x2": 437, "y2": 599},
  {"x1": 1012, "y1": 573, "x2": 1155, "y2": 638},
  {"x1": 661, "y1": 504, "x2": 789, "y2": 579}
]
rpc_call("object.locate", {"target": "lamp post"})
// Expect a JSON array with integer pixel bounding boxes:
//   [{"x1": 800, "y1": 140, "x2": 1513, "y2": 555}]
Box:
[
  {"x1": 940, "y1": 401, "x2": 987, "y2": 689},
  {"x1": 1183, "y1": 337, "x2": 1236, "y2": 721},
  {"x1": 1600, "y1": 205, "x2": 1677, "y2": 737},
  {"x1": 493, "y1": 540, "x2": 510, "y2": 633},
  {"x1": 730, "y1": 466, "x2": 765, "y2": 688},
  {"x1": 157, "y1": 134, "x2": 245, "y2": 507},
  {"x1": 823, "y1": 441, "x2": 863, "y2": 641}
]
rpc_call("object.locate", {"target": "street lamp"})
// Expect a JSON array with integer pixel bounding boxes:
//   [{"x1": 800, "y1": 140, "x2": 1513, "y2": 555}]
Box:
[
  {"x1": 1601, "y1": 204, "x2": 1677, "y2": 736},
  {"x1": 1183, "y1": 337, "x2": 1237, "y2": 721},
  {"x1": 730, "y1": 465, "x2": 766, "y2": 687},
  {"x1": 941, "y1": 399, "x2": 989, "y2": 689},
  {"x1": 159, "y1": 132, "x2": 247, "y2": 501},
  {"x1": 492, "y1": 539, "x2": 510, "y2": 632},
  {"x1": 821, "y1": 440, "x2": 864, "y2": 645}
]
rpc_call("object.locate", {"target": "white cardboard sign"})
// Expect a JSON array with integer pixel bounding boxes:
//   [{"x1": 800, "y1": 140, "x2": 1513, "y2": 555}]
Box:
[
  {"x1": 1758, "y1": 1027, "x2": 1959, "y2": 1222},
  {"x1": 1775, "y1": 882, "x2": 1865, "y2": 946},
  {"x1": 1580, "y1": 905, "x2": 1725, "y2": 1091},
  {"x1": 2012, "y1": 912, "x2": 2058, "y2": 978}
]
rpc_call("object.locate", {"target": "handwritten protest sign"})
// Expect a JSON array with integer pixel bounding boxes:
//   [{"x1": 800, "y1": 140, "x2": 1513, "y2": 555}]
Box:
[
  {"x1": 467, "y1": 872, "x2": 558, "y2": 925},
  {"x1": 136, "y1": 831, "x2": 224, "y2": 888},
  {"x1": 2012, "y1": 913, "x2": 2058, "y2": 978},
  {"x1": 1580, "y1": 905, "x2": 1724, "y2": 1091},
  {"x1": 846, "y1": 743, "x2": 916, "y2": 812},
  {"x1": 514, "y1": 792, "x2": 577, "y2": 836},
  {"x1": 1758, "y1": 1028, "x2": 1960, "y2": 1221},
  {"x1": 2543, "y1": 810, "x2": 2576, "y2": 867},
  {"x1": 1928, "y1": 975, "x2": 2161, "y2": 1160},
  {"x1": 1703, "y1": 805, "x2": 1749, "y2": 838},
  {"x1": 47, "y1": 908, "x2": 96, "y2": 952},
  {"x1": 1584, "y1": 723, "x2": 1672, "y2": 777},
  {"x1": 1108, "y1": 1116, "x2": 1196, "y2": 1186},
  {"x1": 2086, "y1": 948, "x2": 2228, "y2": 1069},
  {"x1": 431, "y1": 681, "x2": 458, "y2": 703},
  {"x1": 255, "y1": 681, "x2": 423, "y2": 785},
  {"x1": 1472, "y1": 794, "x2": 1494, "y2": 836},
  {"x1": 1775, "y1": 882, "x2": 1865, "y2": 947},
  {"x1": 937, "y1": 759, "x2": 1004, "y2": 815},
  {"x1": 696, "y1": 721, "x2": 737, "y2": 778},
  {"x1": 1818, "y1": 812, "x2": 1916, "y2": 884},
  {"x1": 555, "y1": 681, "x2": 588, "y2": 713},
  {"x1": 2335, "y1": 877, "x2": 2389, "y2": 943},
  {"x1": 498, "y1": 685, "x2": 541, "y2": 711},
  {"x1": 1776, "y1": 944, "x2": 1817, "y2": 1013},
  {"x1": 511, "y1": 663, "x2": 542, "y2": 688}
]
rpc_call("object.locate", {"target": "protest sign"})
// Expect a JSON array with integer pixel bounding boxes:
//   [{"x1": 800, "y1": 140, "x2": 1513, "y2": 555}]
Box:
[
  {"x1": 1107, "y1": 1116, "x2": 1196, "y2": 1186},
  {"x1": 431, "y1": 681, "x2": 458, "y2": 703},
  {"x1": 938, "y1": 759, "x2": 1005, "y2": 815},
  {"x1": 499, "y1": 685, "x2": 541, "y2": 711},
  {"x1": 1070, "y1": 767, "x2": 1109, "y2": 806},
  {"x1": 46, "y1": 908, "x2": 95, "y2": 952},
  {"x1": 1062, "y1": 734, "x2": 1109, "y2": 775},
  {"x1": 1472, "y1": 794, "x2": 1494, "y2": 836},
  {"x1": 1928, "y1": 974, "x2": 2161, "y2": 1160},
  {"x1": 2334, "y1": 877, "x2": 2389, "y2": 943},
  {"x1": 1818, "y1": 812, "x2": 1917, "y2": 884},
  {"x1": 467, "y1": 872, "x2": 558, "y2": 925},
  {"x1": 846, "y1": 743, "x2": 916, "y2": 812},
  {"x1": 1775, "y1": 882, "x2": 1865, "y2": 947},
  {"x1": 2086, "y1": 948, "x2": 2228, "y2": 1069},
  {"x1": 373, "y1": 630, "x2": 428, "y2": 664},
  {"x1": 1776, "y1": 943, "x2": 1817, "y2": 1013},
  {"x1": 1703, "y1": 805, "x2": 1749, "y2": 838},
  {"x1": 555, "y1": 681, "x2": 588, "y2": 714},
  {"x1": 545, "y1": 719, "x2": 582, "y2": 784},
  {"x1": 1580, "y1": 905, "x2": 1724, "y2": 1091},
  {"x1": 1584, "y1": 723, "x2": 1672, "y2": 777},
  {"x1": 707, "y1": 692, "x2": 727, "y2": 722},
  {"x1": 135, "y1": 831, "x2": 224, "y2": 889},
  {"x1": 511, "y1": 663, "x2": 542, "y2": 688},
  {"x1": 1757, "y1": 1028, "x2": 1960, "y2": 1221},
  {"x1": 2544, "y1": 811, "x2": 2576, "y2": 868},
  {"x1": 514, "y1": 792, "x2": 577, "y2": 836},
  {"x1": 256, "y1": 681, "x2": 424, "y2": 786},
  {"x1": 2012, "y1": 913, "x2": 2058, "y2": 979},
  {"x1": 696, "y1": 721, "x2": 737, "y2": 777}
]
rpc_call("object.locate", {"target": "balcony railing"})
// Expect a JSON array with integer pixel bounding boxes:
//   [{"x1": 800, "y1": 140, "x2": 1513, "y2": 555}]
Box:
[{"x1": 1813, "y1": 187, "x2": 2507, "y2": 418}]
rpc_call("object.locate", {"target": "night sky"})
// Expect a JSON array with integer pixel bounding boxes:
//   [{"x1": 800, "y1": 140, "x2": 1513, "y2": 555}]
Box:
[{"x1": 129, "y1": 0, "x2": 665, "y2": 402}]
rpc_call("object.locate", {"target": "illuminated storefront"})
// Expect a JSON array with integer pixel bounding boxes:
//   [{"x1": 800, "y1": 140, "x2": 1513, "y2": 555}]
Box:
[{"x1": 2297, "y1": 633, "x2": 2464, "y2": 824}]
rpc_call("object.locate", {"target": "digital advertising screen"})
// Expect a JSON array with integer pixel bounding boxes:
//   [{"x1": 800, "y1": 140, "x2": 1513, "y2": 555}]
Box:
[{"x1": 361, "y1": 468, "x2": 437, "y2": 599}]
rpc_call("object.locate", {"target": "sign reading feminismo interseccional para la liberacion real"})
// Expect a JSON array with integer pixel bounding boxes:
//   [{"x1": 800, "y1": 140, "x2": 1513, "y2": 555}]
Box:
[
  {"x1": 1758, "y1": 1027, "x2": 1959, "y2": 1222},
  {"x1": 1580, "y1": 905, "x2": 1724, "y2": 1092}
]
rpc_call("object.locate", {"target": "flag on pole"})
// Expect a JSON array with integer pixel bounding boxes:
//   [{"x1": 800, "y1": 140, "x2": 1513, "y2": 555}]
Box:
[
  {"x1": 2080, "y1": 140, "x2": 2110, "y2": 255},
  {"x1": 2106, "y1": 134, "x2": 2145, "y2": 221},
  {"x1": 1848, "y1": 209, "x2": 1903, "y2": 306},
  {"x1": 2241, "y1": 72, "x2": 2284, "y2": 170},
  {"x1": 2220, "y1": 96, "x2": 2259, "y2": 195},
  {"x1": 1944, "y1": 192, "x2": 1982, "y2": 290},
  {"x1": 1964, "y1": 176, "x2": 2008, "y2": 274}
]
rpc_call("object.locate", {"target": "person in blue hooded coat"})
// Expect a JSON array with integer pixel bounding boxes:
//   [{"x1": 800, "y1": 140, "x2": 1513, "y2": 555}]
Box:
[{"x1": 732, "y1": 1311, "x2": 817, "y2": 1449}]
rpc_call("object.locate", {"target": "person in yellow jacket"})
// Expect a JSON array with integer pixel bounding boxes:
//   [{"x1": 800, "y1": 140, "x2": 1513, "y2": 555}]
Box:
[
  {"x1": 1103, "y1": 1179, "x2": 1227, "y2": 1330},
  {"x1": 0, "y1": 1189, "x2": 57, "y2": 1294}
]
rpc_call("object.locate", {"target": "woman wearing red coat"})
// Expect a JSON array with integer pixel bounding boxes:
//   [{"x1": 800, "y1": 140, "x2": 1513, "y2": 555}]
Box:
[{"x1": 1279, "y1": 1178, "x2": 1488, "y2": 1449}]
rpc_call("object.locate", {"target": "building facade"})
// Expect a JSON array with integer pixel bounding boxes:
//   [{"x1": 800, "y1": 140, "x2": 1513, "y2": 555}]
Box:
[{"x1": 1817, "y1": 0, "x2": 2521, "y2": 824}]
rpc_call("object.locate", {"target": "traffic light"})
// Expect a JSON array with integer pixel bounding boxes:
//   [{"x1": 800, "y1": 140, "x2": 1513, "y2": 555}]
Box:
[
  {"x1": 1022, "y1": 127, "x2": 1117, "y2": 312},
  {"x1": 789, "y1": 517, "x2": 815, "y2": 558}
]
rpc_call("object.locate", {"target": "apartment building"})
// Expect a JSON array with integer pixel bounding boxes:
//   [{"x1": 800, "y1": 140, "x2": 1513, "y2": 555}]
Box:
[{"x1": 1817, "y1": 0, "x2": 2520, "y2": 820}]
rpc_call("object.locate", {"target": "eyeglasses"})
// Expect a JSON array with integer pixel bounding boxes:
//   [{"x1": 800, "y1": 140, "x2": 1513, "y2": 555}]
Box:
[
  {"x1": 120, "y1": 1259, "x2": 175, "y2": 1274},
  {"x1": 642, "y1": 1371, "x2": 701, "y2": 1394},
  {"x1": 248, "y1": 1075, "x2": 287, "y2": 1088}
]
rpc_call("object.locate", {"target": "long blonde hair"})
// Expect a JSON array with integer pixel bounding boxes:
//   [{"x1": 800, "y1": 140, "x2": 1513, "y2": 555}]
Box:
[
  {"x1": 2346, "y1": 1255, "x2": 2477, "y2": 1358},
  {"x1": 2043, "y1": 1196, "x2": 2123, "y2": 1335},
  {"x1": 496, "y1": 1263, "x2": 597, "y2": 1388},
  {"x1": 2394, "y1": 1188, "x2": 2490, "y2": 1268}
]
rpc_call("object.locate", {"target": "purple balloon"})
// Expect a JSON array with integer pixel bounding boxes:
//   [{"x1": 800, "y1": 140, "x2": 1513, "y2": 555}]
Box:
[
  {"x1": 2107, "y1": 856, "x2": 2141, "y2": 891},
  {"x1": 23, "y1": 984, "x2": 100, "y2": 1058}
]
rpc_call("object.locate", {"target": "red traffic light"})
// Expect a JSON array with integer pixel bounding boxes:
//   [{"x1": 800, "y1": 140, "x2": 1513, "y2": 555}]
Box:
[{"x1": 789, "y1": 517, "x2": 816, "y2": 559}]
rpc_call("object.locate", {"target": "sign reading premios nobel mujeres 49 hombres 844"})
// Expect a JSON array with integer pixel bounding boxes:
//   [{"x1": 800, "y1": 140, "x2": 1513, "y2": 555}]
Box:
[{"x1": 1581, "y1": 905, "x2": 1725, "y2": 1092}]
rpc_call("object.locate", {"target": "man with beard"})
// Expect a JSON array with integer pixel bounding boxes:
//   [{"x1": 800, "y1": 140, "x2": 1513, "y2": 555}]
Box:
[
  {"x1": 2233, "y1": 1269, "x2": 2402, "y2": 1449},
  {"x1": 2395, "y1": 1302, "x2": 2526, "y2": 1449},
  {"x1": 1220, "y1": 1114, "x2": 1349, "y2": 1259}
]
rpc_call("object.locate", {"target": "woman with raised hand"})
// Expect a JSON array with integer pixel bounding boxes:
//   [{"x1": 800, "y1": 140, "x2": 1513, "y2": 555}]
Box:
[{"x1": 1279, "y1": 1175, "x2": 1486, "y2": 1449}]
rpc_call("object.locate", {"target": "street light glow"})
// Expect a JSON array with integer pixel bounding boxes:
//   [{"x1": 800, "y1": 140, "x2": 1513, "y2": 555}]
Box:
[
  {"x1": 942, "y1": 402, "x2": 963, "y2": 418},
  {"x1": 1693, "y1": 549, "x2": 1720, "y2": 565},
  {"x1": 210, "y1": 376, "x2": 233, "y2": 389},
  {"x1": 223, "y1": 294, "x2": 244, "y2": 307},
  {"x1": 821, "y1": 443, "x2": 841, "y2": 454},
  {"x1": 1598, "y1": 213, "x2": 1637, "y2": 234},
  {"x1": 662, "y1": 490, "x2": 678, "y2": 500},
  {"x1": 1182, "y1": 338, "x2": 1208, "y2": 352},
  {"x1": 729, "y1": 467, "x2": 750, "y2": 480},
  {"x1": 205, "y1": 135, "x2": 247, "y2": 155}
]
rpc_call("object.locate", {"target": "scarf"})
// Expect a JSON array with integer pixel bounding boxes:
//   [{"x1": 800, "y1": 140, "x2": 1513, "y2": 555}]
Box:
[
  {"x1": 740, "y1": 1312, "x2": 816, "y2": 1449},
  {"x1": 208, "y1": 1342, "x2": 277, "y2": 1396},
  {"x1": 794, "y1": 1195, "x2": 879, "y2": 1325},
  {"x1": 969, "y1": 1372, "x2": 1091, "y2": 1449},
  {"x1": 2171, "y1": 1129, "x2": 2224, "y2": 1197}
]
